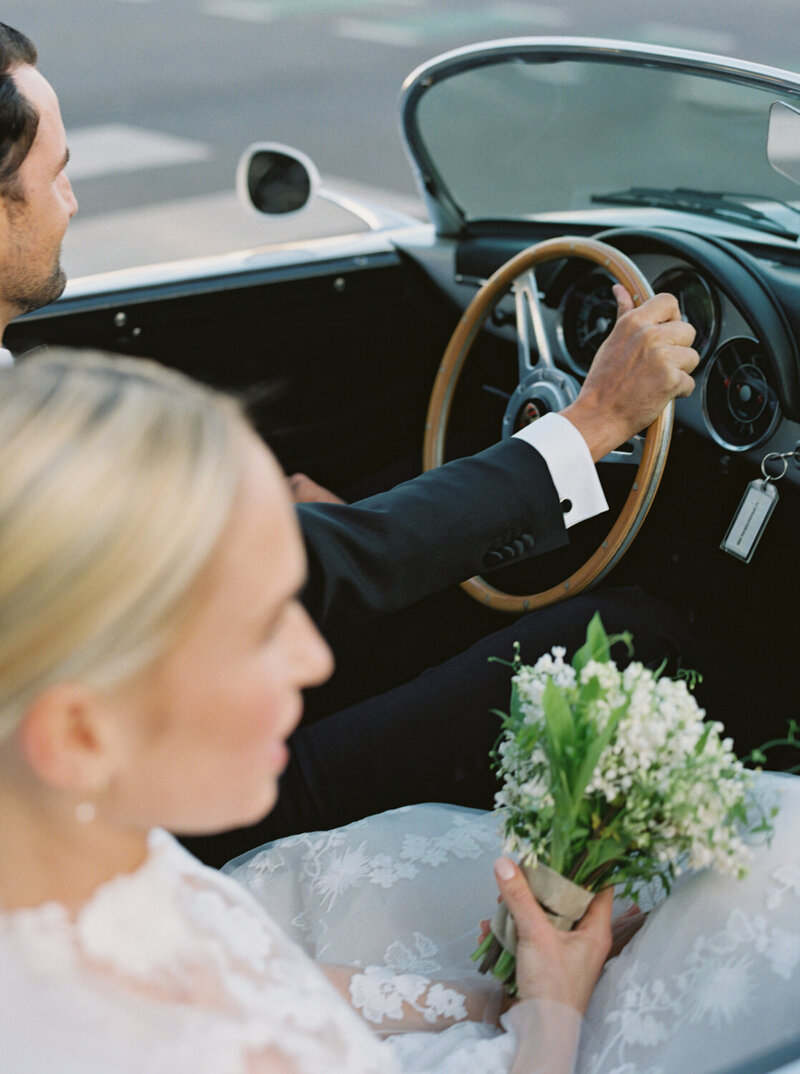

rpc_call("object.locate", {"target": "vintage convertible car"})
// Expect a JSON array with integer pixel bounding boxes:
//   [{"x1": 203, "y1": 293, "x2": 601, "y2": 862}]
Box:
[{"x1": 8, "y1": 37, "x2": 800, "y2": 761}]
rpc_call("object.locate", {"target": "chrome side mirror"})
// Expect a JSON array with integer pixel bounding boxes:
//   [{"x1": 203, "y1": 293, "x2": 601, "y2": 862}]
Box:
[
  {"x1": 237, "y1": 143, "x2": 320, "y2": 216},
  {"x1": 767, "y1": 101, "x2": 800, "y2": 186}
]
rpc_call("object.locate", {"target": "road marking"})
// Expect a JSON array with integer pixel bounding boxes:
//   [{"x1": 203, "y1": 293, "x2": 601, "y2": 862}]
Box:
[
  {"x1": 66, "y1": 125, "x2": 211, "y2": 181},
  {"x1": 203, "y1": 0, "x2": 401, "y2": 22},
  {"x1": 338, "y1": 5, "x2": 569, "y2": 47},
  {"x1": 202, "y1": 2, "x2": 279, "y2": 21}
]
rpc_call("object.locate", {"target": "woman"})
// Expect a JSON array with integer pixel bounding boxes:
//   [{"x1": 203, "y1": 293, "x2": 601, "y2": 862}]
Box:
[{"x1": 0, "y1": 349, "x2": 611, "y2": 1073}]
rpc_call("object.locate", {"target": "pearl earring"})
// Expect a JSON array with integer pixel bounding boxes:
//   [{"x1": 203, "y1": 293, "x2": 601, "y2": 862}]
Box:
[{"x1": 75, "y1": 801, "x2": 97, "y2": 824}]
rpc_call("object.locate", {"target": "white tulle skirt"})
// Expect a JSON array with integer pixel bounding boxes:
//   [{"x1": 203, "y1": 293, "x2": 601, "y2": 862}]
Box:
[{"x1": 225, "y1": 771, "x2": 800, "y2": 1074}]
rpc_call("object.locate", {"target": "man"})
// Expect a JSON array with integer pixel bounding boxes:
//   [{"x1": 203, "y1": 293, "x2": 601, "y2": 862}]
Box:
[
  {"x1": 0, "y1": 24, "x2": 76, "y2": 363},
  {"x1": 0, "y1": 24, "x2": 703, "y2": 863}
]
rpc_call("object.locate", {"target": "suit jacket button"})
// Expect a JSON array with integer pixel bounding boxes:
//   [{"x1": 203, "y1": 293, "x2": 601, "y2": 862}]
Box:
[
  {"x1": 484, "y1": 550, "x2": 505, "y2": 568},
  {"x1": 521, "y1": 533, "x2": 535, "y2": 550}
]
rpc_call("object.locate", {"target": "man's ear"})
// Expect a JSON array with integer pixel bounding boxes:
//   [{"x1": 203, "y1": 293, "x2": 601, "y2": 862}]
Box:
[{"x1": 18, "y1": 682, "x2": 113, "y2": 794}]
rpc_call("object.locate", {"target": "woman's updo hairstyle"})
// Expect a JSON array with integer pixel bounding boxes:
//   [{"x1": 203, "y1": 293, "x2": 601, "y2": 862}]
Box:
[{"x1": 0, "y1": 349, "x2": 249, "y2": 737}]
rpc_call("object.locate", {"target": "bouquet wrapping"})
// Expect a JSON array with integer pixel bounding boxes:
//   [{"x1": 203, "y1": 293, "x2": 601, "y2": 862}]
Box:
[{"x1": 473, "y1": 614, "x2": 772, "y2": 995}]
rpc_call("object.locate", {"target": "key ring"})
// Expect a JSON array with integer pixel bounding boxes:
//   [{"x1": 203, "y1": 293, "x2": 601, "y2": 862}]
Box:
[{"x1": 761, "y1": 452, "x2": 789, "y2": 482}]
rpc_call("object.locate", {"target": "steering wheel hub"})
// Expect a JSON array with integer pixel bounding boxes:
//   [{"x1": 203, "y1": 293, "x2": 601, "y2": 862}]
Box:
[{"x1": 503, "y1": 368, "x2": 581, "y2": 437}]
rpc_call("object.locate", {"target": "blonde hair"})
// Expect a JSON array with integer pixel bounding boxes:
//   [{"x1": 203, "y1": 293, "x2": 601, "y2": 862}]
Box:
[{"x1": 0, "y1": 348, "x2": 249, "y2": 736}]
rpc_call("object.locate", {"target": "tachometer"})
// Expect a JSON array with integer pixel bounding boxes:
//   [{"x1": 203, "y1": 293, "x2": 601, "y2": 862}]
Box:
[{"x1": 702, "y1": 338, "x2": 780, "y2": 450}]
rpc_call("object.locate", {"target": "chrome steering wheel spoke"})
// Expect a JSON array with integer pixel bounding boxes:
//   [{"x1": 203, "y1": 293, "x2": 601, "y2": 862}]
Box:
[
  {"x1": 514, "y1": 269, "x2": 553, "y2": 378},
  {"x1": 601, "y1": 433, "x2": 645, "y2": 466}
]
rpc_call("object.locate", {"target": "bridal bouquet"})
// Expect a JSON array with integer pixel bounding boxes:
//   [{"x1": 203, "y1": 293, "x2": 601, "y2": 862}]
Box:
[{"x1": 473, "y1": 613, "x2": 772, "y2": 995}]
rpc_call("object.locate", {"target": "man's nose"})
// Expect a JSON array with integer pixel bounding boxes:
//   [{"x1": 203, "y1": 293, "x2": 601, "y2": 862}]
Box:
[{"x1": 66, "y1": 177, "x2": 78, "y2": 218}]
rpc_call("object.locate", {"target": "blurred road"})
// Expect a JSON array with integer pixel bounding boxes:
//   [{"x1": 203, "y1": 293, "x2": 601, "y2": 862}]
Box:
[{"x1": 5, "y1": 0, "x2": 799, "y2": 275}]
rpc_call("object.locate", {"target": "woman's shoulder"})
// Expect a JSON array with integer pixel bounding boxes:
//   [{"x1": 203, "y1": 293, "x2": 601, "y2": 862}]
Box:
[{"x1": 1, "y1": 827, "x2": 395, "y2": 1074}]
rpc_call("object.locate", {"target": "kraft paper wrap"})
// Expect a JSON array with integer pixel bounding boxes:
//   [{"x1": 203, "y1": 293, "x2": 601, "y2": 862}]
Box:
[{"x1": 490, "y1": 862, "x2": 594, "y2": 952}]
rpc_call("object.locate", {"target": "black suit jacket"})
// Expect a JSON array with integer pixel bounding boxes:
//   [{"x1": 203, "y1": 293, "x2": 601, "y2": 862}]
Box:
[{"x1": 297, "y1": 438, "x2": 569, "y2": 638}]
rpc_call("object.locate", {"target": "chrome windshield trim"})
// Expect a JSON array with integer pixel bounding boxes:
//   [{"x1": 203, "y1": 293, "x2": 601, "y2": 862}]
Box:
[{"x1": 401, "y1": 37, "x2": 800, "y2": 237}]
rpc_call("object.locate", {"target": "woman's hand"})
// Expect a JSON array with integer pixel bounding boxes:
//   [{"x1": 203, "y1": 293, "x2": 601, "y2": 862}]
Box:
[
  {"x1": 609, "y1": 904, "x2": 647, "y2": 960},
  {"x1": 494, "y1": 857, "x2": 613, "y2": 1015}
]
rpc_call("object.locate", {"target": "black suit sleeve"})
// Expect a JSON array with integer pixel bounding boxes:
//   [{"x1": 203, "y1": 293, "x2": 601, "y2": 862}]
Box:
[{"x1": 297, "y1": 438, "x2": 569, "y2": 638}]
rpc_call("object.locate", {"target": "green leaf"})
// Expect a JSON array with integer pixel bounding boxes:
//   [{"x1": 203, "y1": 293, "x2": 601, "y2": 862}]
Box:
[
  {"x1": 570, "y1": 699, "x2": 627, "y2": 814},
  {"x1": 541, "y1": 679, "x2": 576, "y2": 765},
  {"x1": 694, "y1": 721, "x2": 713, "y2": 756},
  {"x1": 573, "y1": 613, "x2": 610, "y2": 674}
]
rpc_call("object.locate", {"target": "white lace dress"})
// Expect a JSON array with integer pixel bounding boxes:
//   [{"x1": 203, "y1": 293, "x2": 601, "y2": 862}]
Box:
[
  {"x1": 225, "y1": 771, "x2": 800, "y2": 1074},
  {"x1": 0, "y1": 829, "x2": 396, "y2": 1074},
  {"x1": 0, "y1": 824, "x2": 559, "y2": 1074},
  {"x1": 2, "y1": 773, "x2": 799, "y2": 1074}
]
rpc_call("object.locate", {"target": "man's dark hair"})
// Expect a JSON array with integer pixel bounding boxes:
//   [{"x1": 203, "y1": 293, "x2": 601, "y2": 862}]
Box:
[{"x1": 0, "y1": 23, "x2": 38, "y2": 198}]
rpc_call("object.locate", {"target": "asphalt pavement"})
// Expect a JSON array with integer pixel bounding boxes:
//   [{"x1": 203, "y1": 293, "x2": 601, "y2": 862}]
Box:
[{"x1": 5, "y1": 0, "x2": 799, "y2": 276}]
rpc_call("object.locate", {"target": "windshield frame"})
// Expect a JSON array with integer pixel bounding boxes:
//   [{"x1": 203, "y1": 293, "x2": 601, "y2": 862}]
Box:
[{"x1": 400, "y1": 37, "x2": 800, "y2": 238}]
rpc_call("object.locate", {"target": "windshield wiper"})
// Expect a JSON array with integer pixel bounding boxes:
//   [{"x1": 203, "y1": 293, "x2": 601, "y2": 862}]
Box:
[{"x1": 591, "y1": 186, "x2": 799, "y2": 240}]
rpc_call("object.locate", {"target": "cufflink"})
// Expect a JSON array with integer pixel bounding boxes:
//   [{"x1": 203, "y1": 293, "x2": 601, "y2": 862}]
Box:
[{"x1": 560, "y1": 499, "x2": 573, "y2": 514}]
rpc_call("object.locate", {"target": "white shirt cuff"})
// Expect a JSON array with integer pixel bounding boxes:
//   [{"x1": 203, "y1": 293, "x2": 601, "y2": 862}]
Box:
[
  {"x1": 513, "y1": 413, "x2": 608, "y2": 528},
  {"x1": 0, "y1": 347, "x2": 13, "y2": 367}
]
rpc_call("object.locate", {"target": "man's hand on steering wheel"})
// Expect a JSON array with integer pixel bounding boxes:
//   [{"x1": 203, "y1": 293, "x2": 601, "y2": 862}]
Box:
[{"x1": 562, "y1": 286, "x2": 700, "y2": 463}]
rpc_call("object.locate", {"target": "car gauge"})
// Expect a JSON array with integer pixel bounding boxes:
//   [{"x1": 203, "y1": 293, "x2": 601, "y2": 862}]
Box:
[
  {"x1": 702, "y1": 337, "x2": 781, "y2": 450},
  {"x1": 652, "y1": 268, "x2": 719, "y2": 362}
]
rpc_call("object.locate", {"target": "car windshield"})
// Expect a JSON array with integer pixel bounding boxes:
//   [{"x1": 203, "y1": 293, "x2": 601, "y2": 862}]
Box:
[{"x1": 406, "y1": 48, "x2": 800, "y2": 227}]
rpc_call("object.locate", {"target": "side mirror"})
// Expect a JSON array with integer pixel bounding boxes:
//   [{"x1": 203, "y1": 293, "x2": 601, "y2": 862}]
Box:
[
  {"x1": 767, "y1": 101, "x2": 800, "y2": 186},
  {"x1": 237, "y1": 143, "x2": 320, "y2": 216}
]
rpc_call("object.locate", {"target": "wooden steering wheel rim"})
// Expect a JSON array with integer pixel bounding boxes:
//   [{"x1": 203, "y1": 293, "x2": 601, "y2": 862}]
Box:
[{"x1": 422, "y1": 236, "x2": 672, "y2": 613}]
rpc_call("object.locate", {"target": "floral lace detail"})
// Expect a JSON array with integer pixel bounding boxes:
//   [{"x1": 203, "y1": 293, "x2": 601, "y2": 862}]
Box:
[
  {"x1": 383, "y1": 933, "x2": 441, "y2": 976},
  {"x1": 349, "y1": 966, "x2": 468, "y2": 1026},
  {"x1": 225, "y1": 805, "x2": 501, "y2": 968},
  {"x1": 233, "y1": 809, "x2": 498, "y2": 915},
  {"x1": 765, "y1": 862, "x2": 800, "y2": 910}
]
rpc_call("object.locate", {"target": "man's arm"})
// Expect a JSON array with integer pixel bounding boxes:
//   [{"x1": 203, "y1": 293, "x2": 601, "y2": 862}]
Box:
[
  {"x1": 298, "y1": 437, "x2": 566, "y2": 638},
  {"x1": 298, "y1": 286, "x2": 699, "y2": 639}
]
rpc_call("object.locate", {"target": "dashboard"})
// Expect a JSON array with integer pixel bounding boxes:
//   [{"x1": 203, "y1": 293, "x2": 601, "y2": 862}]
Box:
[
  {"x1": 421, "y1": 225, "x2": 800, "y2": 488},
  {"x1": 555, "y1": 255, "x2": 782, "y2": 454}
]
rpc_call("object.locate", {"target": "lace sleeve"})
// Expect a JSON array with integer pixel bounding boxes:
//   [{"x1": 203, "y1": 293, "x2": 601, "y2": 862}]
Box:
[
  {"x1": 505, "y1": 1000, "x2": 583, "y2": 1074},
  {"x1": 321, "y1": 963, "x2": 505, "y2": 1035}
]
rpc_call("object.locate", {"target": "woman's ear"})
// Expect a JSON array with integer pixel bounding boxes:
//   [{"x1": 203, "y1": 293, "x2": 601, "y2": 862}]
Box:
[{"x1": 18, "y1": 682, "x2": 113, "y2": 794}]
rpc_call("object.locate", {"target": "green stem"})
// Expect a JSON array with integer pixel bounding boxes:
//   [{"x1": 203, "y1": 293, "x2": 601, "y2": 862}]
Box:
[
  {"x1": 566, "y1": 803, "x2": 621, "y2": 883},
  {"x1": 470, "y1": 932, "x2": 494, "y2": 963}
]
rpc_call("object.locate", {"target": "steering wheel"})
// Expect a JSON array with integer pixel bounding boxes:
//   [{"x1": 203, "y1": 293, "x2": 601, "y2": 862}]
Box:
[{"x1": 422, "y1": 236, "x2": 672, "y2": 613}]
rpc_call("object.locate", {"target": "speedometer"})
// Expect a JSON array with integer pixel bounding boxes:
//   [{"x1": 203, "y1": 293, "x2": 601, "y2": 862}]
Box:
[{"x1": 558, "y1": 270, "x2": 616, "y2": 374}]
